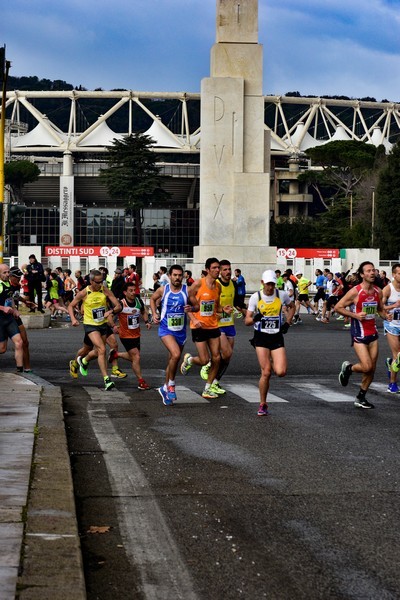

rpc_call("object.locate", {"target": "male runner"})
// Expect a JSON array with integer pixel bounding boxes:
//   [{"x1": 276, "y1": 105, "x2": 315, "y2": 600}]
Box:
[
  {"x1": 109, "y1": 281, "x2": 151, "y2": 390},
  {"x1": 0, "y1": 264, "x2": 24, "y2": 371},
  {"x1": 200, "y1": 259, "x2": 240, "y2": 395},
  {"x1": 150, "y1": 265, "x2": 198, "y2": 405},
  {"x1": 68, "y1": 269, "x2": 121, "y2": 390},
  {"x1": 180, "y1": 257, "x2": 227, "y2": 399},
  {"x1": 9, "y1": 266, "x2": 33, "y2": 371},
  {"x1": 336, "y1": 261, "x2": 388, "y2": 409},
  {"x1": 245, "y1": 269, "x2": 295, "y2": 416},
  {"x1": 293, "y1": 272, "x2": 316, "y2": 322},
  {"x1": 382, "y1": 263, "x2": 400, "y2": 392}
]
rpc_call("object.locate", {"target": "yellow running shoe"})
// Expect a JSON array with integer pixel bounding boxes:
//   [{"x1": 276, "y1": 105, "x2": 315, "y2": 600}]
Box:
[
  {"x1": 69, "y1": 359, "x2": 79, "y2": 379},
  {"x1": 111, "y1": 367, "x2": 128, "y2": 379}
]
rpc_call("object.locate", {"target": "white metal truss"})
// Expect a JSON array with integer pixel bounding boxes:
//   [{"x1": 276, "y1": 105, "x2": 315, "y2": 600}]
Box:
[{"x1": 2, "y1": 90, "x2": 399, "y2": 156}]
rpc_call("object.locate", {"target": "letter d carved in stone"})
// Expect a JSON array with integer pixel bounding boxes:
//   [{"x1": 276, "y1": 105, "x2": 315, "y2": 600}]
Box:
[{"x1": 214, "y1": 96, "x2": 225, "y2": 121}]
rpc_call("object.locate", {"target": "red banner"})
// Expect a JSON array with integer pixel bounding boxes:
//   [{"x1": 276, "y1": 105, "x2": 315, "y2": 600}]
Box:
[
  {"x1": 45, "y1": 246, "x2": 154, "y2": 257},
  {"x1": 277, "y1": 248, "x2": 339, "y2": 259}
]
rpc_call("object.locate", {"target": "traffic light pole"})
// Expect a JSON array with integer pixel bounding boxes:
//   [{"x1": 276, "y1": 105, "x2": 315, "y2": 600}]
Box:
[{"x1": 0, "y1": 49, "x2": 10, "y2": 259}]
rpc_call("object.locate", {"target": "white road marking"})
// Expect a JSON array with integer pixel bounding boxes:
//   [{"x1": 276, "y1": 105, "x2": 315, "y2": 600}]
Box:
[
  {"x1": 174, "y1": 386, "x2": 210, "y2": 404},
  {"x1": 224, "y1": 383, "x2": 288, "y2": 403},
  {"x1": 294, "y1": 382, "x2": 354, "y2": 402},
  {"x1": 86, "y1": 394, "x2": 197, "y2": 600}
]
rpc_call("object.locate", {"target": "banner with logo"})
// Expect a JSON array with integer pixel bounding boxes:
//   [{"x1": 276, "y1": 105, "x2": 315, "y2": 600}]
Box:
[{"x1": 45, "y1": 246, "x2": 154, "y2": 257}]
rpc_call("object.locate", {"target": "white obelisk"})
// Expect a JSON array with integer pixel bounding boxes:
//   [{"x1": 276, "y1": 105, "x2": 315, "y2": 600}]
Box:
[{"x1": 193, "y1": 0, "x2": 276, "y2": 286}]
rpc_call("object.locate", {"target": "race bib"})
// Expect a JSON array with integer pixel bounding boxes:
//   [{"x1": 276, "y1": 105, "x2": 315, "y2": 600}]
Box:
[
  {"x1": 92, "y1": 307, "x2": 106, "y2": 323},
  {"x1": 167, "y1": 313, "x2": 184, "y2": 331},
  {"x1": 219, "y1": 310, "x2": 231, "y2": 323},
  {"x1": 260, "y1": 316, "x2": 280, "y2": 332},
  {"x1": 362, "y1": 301, "x2": 377, "y2": 320},
  {"x1": 127, "y1": 314, "x2": 140, "y2": 329},
  {"x1": 200, "y1": 300, "x2": 214, "y2": 317}
]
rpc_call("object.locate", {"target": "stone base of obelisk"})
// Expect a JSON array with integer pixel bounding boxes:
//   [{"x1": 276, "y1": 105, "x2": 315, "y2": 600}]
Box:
[{"x1": 192, "y1": 245, "x2": 277, "y2": 292}]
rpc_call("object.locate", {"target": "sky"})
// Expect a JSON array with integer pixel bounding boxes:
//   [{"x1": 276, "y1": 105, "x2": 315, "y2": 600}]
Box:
[{"x1": 4, "y1": 0, "x2": 400, "y2": 102}]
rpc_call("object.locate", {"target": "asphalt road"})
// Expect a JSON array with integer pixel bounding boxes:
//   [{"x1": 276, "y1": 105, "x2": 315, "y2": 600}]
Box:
[{"x1": 4, "y1": 316, "x2": 400, "y2": 600}]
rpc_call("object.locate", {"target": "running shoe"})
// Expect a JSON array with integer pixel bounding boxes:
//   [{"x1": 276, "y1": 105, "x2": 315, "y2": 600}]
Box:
[
  {"x1": 387, "y1": 382, "x2": 400, "y2": 394},
  {"x1": 180, "y1": 353, "x2": 192, "y2": 375},
  {"x1": 110, "y1": 367, "x2": 128, "y2": 379},
  {"x1": 200, "y1": 362, "x2": 211, "y2": 381},
  {"x1": 77, "y1": 355, "x2": 88, "y2": 377},
  {"x1": 138, "y1": 378, "x2": 150, "y2": 390},
  {"x1": 69, "y1": 359, "x2": 79, "y2": 379},
  {"x1": 386, "y1": 357, "x2": 393, "y2": 379},
  {"x1": 315, "y1": 316, "x2": 322, "y2": 321},
  {"x1": 391, "y1": 353, "x2": 400, "y2": 373},
  {"x1": 354, "y1": 397, "x2": 374, "y2": 409},
  {"x1": 104, "y1": 377, "x2": 116, "y2": 391},
  {"x1": 167, "y1": 385, "x2": 177, "y2": 401},
  {"x1": 201, "y1": 387, "x2": 218, "y2": 399},
  {"x1": 233, "y1": 308, "x2": 243, "y2": 319},
  {"x1": 159, "y1": 386, "x2": 173, "y2": 406},
  {"x1": 339, "y1": 361, "x2": 352, "y2": 386},
  {"x1": 321, "y1": 318, "x2": 329, "y2": 323},
  {"x1": 209, "y1": 382, "x2": 226, "y2": 395},
  {"x1": 344, "y1": 323, "x2": 351, "y2": 328},
  {"x1": 257, "y1": 403, "x2": 269, "y2": 416},
  {"x1": 108, "y1": 348, "x2": 118, "y2": 364},
  {"x1": 336, "y1": 315, "x2": 344, "y2": 320}
]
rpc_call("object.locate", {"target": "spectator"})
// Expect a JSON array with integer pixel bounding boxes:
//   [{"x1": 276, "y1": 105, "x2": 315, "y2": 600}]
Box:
[
  {"x1": 159, "y1": 266, "x2": 169, "y2": 286},
  {"x1": 233, "y1": 268, "x2": 247, "y2": 313},
  {"x1": 26, "y1": 254, "x2": 45, "y2": 313},
  {"x1": 111, "y1": 268, "x2": 125, "y2": 299},
  {"x1": 184, "y1": 270, "x2": 194, "y2": 286}
]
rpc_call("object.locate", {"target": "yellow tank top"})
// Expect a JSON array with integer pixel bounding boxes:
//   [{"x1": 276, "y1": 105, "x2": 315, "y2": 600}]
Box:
[
  {"x1": 254, "y1": 290, "x2": 283, "y2": 334},
  {"x1": 83, "y1": 288, "x2": 108, "y2": 326},
  {"x1": 217, "y1": 279, "x2": 235, "y2": 328}
]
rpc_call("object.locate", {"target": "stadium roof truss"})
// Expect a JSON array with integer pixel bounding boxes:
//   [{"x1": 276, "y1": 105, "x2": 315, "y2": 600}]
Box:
[{"x1": 3, "y1": 90, "x2": 400, "y2": 156}]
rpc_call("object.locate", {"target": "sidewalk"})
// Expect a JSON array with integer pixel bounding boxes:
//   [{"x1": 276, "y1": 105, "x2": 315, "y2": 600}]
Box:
[{"x1": 0, "y1": 373, "x2": 86, "y2": 600}]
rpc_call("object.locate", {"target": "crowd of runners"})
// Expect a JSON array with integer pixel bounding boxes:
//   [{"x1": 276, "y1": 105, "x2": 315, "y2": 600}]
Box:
[{"x1": 0, "y1": 257, "x2": 400, "y2": 416}]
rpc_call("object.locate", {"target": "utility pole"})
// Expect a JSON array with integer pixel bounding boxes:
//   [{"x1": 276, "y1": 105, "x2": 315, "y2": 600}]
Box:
[{"x1": 0, "y1": 45, "x2": 11, "y2": 259}]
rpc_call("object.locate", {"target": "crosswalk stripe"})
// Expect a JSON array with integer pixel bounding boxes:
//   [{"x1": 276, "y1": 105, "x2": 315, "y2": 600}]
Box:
[
  {"x1": 84, "y1": 387, "x2": 130, "y2": 403},
  {"x1": 293, "y1": 382, "x2": 354, "y2": 402},
  {"x1": 224, "y1": 383, "x2": 288, "y2": 403},
  {"x1": 174, "y1": 386, "x2": 210, "y2": 404},
  {"x1": 362, "y1": 382, "x2": 389, "y2": 394}
]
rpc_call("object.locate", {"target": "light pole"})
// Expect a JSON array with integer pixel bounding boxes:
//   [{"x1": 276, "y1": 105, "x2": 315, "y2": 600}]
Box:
[
  {"x1": 371, "y1": 186, "x2": 375, "y2": 247},
  {"x1": 0, "y1": 46, "x2": 11, "y2": 259}
]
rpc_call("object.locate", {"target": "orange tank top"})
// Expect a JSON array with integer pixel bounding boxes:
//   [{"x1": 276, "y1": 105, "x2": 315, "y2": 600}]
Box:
[{"x1": 190, "y1": 278, "x2": 219, "y2": 329}]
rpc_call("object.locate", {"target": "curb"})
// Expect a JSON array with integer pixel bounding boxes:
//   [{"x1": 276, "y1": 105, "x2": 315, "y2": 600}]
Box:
[{"x1": 17, "y1": 387, "x2": 86, "y2": 600}]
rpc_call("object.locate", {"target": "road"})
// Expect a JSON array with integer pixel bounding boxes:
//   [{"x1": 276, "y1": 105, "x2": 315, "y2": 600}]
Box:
[{"x1": 5, "y1": 316, "x2": 400, "y2": 599}]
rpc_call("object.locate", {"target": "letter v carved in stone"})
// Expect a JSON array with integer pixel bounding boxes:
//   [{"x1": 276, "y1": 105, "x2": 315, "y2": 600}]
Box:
[{"x1": 213, "y1": 145, "x2": 225, "y2": 170}]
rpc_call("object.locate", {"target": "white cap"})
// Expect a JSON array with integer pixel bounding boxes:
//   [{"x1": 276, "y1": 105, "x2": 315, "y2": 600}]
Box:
[{"x1": 261, "y1": 269, "x2": 277, "y2": 284}]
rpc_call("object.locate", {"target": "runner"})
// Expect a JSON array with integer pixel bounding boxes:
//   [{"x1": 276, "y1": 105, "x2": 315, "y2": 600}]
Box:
[
  {"x1": 293, "y1": 271, "x2": 317, "y2": 322},
  {"x1": 200, "y1": 259, "x2": 240, "y2": 394},
  {"x1": 245, "y1": 269, "x2": 295, "y2": 416},
  {"x1": 382, "y1": 263, "x2": 400, "y2": 392},
  {"x1": 0, "y1": 264, "x2": 24, "y2": 372},
  {"x1": 336, "y1": 261, "x2": 388, "y2": 409},
  {"x1": 109, "y1": 281, "x2": 151, "y2": 390},
  {"x1": 180, "y1": 257, "x2": 226, "y2": 399},
  {"x1": 67, "y1": 269, "x2": 121, "y2": 390},
  {"x1": 8, "y1": 266, "x2": 33, "y2": 372},
  {"x1": 150, "y1": 264, "x2": 198, "y2": 406}
]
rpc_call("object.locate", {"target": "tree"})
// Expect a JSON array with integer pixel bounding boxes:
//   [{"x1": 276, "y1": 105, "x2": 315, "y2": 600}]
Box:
[
  {"x1": 5, "y1": 160, "x2": 40, "y2": 202},
  {"x1": 375, "y1": 143, "x2": 400, "y2": 259},
  {"x1": 299, "y1": 140, "x2": 378, "y2": 203},
  {"x1": 99, "y1": 134, "x2": 170, "y2": 245}
]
